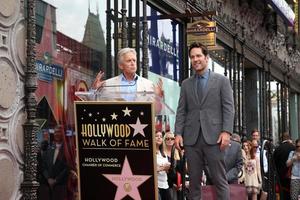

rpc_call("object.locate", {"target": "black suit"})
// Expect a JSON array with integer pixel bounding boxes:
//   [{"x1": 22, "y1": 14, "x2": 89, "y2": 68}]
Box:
[
  {"x1": 273, "y1": 141, "x2": 295, "y2": 200},
  {"x1": 224, "y1": 141, "x2": 243, "y2": 184},
  {"x1": 40, "y1": 144, "x2": 69, "y2": 200}
]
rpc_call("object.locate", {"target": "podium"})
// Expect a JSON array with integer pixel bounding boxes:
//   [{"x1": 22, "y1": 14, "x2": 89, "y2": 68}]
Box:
[
  {"x1": 75, "y1": 90, "x2": 175, "y2": 115},
  {"x1": 74, "y1": 89, "x2": 174, "y2": 200}
]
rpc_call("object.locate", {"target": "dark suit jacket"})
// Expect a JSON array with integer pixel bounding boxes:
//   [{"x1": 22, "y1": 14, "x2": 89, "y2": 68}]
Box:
[
  {"x1": 225, "y1": 141, "x2": 243, "y2": 183},
  {"x1": 205, "y1": 140, "x2": 243, "y2": 184},
  {"x1": 274, "y1": 141, "x2": 295, "y2": 179},
  {"x1": 43, "y1": 145, "x2": 69, "y2": 185},
  {"x1": 175, "y1": 71, "x2": 234, "y2": 145}
]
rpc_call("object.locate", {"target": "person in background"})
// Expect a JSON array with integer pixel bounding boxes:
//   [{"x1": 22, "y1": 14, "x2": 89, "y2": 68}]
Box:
[
  {"x1": 156, "y1": 131, "x2": 171, "y2": 200},
  {"x1": 204, "y1": 133, "x2": 243, "y2": 184},
  {"x1": 37, "y1": 137, "x2": 49, "y2": 199},
  {"x1": 273, "y1": 132, "x2": 295, "y2": 200},
  {"x1": 174, "y1": 42, "x2": 234, "y2": 200},
  {"x1": 244, "y1": 140, "x2": 262, "y2": 200},
  {"x1": 286, "y1": 138, "x2": 300, "y2": 200},
  {"x1": 42, "y1": 126, "x2": 69, "y2": 200},
  {"x1": 224, "y1": 133, "x2": 243, "y2": 184},
  {"x1": 231, "y1": 133, "x2": 241, "y2": 143},
  {"x1": 240, "y1": 140, "x2": 251, "y2": 184},
  {"x1": 163, "y1": 131, "x2": 181, "y2": 200},
  {"x1": 251, "y1": 129, "x2": 268, "y2": 173},
  {"x1": 91, "y1": 48, "x2": 164, "y2": 100}
]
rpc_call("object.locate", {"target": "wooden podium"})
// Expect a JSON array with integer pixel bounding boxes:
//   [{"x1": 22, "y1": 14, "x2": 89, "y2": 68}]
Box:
[{"x1": 74, "y1": 90, "x2": 174, "y2": 200}]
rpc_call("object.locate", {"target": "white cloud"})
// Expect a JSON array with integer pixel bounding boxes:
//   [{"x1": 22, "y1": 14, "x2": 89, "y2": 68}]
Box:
[{"x1": 43, "y1": 0, "x2": 107, "y2": 42}]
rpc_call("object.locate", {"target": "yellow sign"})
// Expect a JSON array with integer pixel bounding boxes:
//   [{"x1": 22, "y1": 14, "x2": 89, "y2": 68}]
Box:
[{"x1": 187, "y1": 20, "x2": 216, "y2": 47}]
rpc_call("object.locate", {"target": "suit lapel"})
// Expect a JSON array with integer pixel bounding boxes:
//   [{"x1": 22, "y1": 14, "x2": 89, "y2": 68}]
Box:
[{"x1": 191, "y1": 76, "x2": 201, "y2": 105}]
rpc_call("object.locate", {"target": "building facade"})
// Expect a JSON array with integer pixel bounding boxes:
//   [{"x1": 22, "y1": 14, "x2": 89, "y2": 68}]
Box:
[{"x1": 0, "y1": 0, "x2": 299, "y2": 199}]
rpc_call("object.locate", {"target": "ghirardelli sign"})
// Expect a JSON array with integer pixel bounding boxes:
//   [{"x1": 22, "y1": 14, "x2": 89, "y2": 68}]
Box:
[
  {"x1": 187, "y1": 20, "x2": 217, "y2": 47},
  {"x1": 186, "y1": 21, "x2": 217, "y2": 35}
]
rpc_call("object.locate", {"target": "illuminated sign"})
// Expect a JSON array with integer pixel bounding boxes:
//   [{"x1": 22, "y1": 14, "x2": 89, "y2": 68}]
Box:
[{"x1": 187, "y1": 20, "x2": 217, "y2": 47}]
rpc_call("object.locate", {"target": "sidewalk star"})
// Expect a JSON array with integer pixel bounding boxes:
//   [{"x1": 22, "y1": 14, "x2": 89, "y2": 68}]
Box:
[{"x1": 102, "y1": 156, "x2": 151, "y2": 200}]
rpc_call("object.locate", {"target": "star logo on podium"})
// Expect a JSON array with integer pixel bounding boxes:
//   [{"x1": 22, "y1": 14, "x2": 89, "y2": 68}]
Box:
[
  {"x1": 103, "y1": 156, "x2": 151, "y2": 200},
  {"x1": 129, "y1": 117, "x2": 148, "y2": 137},
  {"x1": 111, "y1": 112, "x2": 118, "y2": 120},
  {"x1": 122, "y1": 107, "x2": 132, "y2": 116}
]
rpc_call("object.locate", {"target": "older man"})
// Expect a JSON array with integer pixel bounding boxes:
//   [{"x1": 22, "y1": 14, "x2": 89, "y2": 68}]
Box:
[{"x1": 91, "y1": 48, "x2": 163, "y2": 99}]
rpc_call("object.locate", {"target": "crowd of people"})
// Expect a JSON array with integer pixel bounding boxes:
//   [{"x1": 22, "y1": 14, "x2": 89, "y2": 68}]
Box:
[
  {"x1": 155, "y1": 128, "x2": 300, "y2": 200},
  {"x1": 36, "y1": 126, "x2": 300, "y2": 200},
  {"x1": 274, "y1": 132, "x2": 300, "y2": 200}
]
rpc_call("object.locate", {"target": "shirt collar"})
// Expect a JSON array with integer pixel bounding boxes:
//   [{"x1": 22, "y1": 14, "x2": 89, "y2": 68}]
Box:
[
  {"x1": 197, "y1": 69, "x2": 210, "y2": 79},
  {"x1": 121, "y1": 73, "x2": 138, "y2": 82}
]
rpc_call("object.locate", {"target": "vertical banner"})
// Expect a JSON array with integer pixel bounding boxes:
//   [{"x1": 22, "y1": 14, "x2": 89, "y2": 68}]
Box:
[{"x1": 74, "y1": 102, "x2": 157, "y2": 200}]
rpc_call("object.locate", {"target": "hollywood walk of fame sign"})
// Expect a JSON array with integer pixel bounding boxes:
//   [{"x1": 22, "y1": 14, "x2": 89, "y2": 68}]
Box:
[{"x1": 74, "y1": 101, "x2": 158, "y2": 200}]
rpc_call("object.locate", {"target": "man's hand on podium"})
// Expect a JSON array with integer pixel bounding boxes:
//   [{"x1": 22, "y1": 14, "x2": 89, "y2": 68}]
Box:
[{"x1": 91, "y1": 71, "x2": 105, "y2": 90}]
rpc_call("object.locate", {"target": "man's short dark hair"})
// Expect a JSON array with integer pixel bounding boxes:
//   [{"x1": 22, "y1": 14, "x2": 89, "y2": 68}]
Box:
[
  {"x1": 251, "y1": 128, "x2": 260, "y2": 136},
  {"x1": 188, "y1": 42, "x2": 209, "y2": 57}
]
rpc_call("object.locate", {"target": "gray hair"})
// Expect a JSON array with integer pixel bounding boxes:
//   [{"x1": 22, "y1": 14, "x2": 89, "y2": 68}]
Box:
[
  {"x1": 231, "y1": 133, "x2": 241, "y2": 143},
  {"x1": 117, "y1": 48, "x2": 137, "y2": 65}
]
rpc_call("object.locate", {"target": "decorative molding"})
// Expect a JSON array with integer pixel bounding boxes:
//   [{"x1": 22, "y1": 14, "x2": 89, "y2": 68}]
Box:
[
  {"x1": 0, "y1": 0, "x2": 25, "y2": 199},
  {"x1": 11, "y1": 18, "x2": 26, "y2": 76},
  {"x1": 9, "y1": 104, "x2": 26, "y2": 165},
  {"x1": 0, "y1": 0, "x2": 20, "y2": 27},
  {"x1": 0, "y1": 148, "x2": 20, "y2": 200},
  {"x1": 0, "y1": 56, "x2": 20, "y2": 118},
  {"x1": 196, "y1": 0, "x2": 300, "y2": 90},
  {"x1": 0, "y1": 123, "x2": 8, "y2": 142},
  {"x1": 21, "y1": 0, "x2": 39, "y2": 199},
  {"x1": 0, "y1": 31, "x2": 8, "y2": 50}
]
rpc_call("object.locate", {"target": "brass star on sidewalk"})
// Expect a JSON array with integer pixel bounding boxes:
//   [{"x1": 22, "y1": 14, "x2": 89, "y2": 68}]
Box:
[{"x1": 103, "y1": 156, "x2": 151, "y2": 200}]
